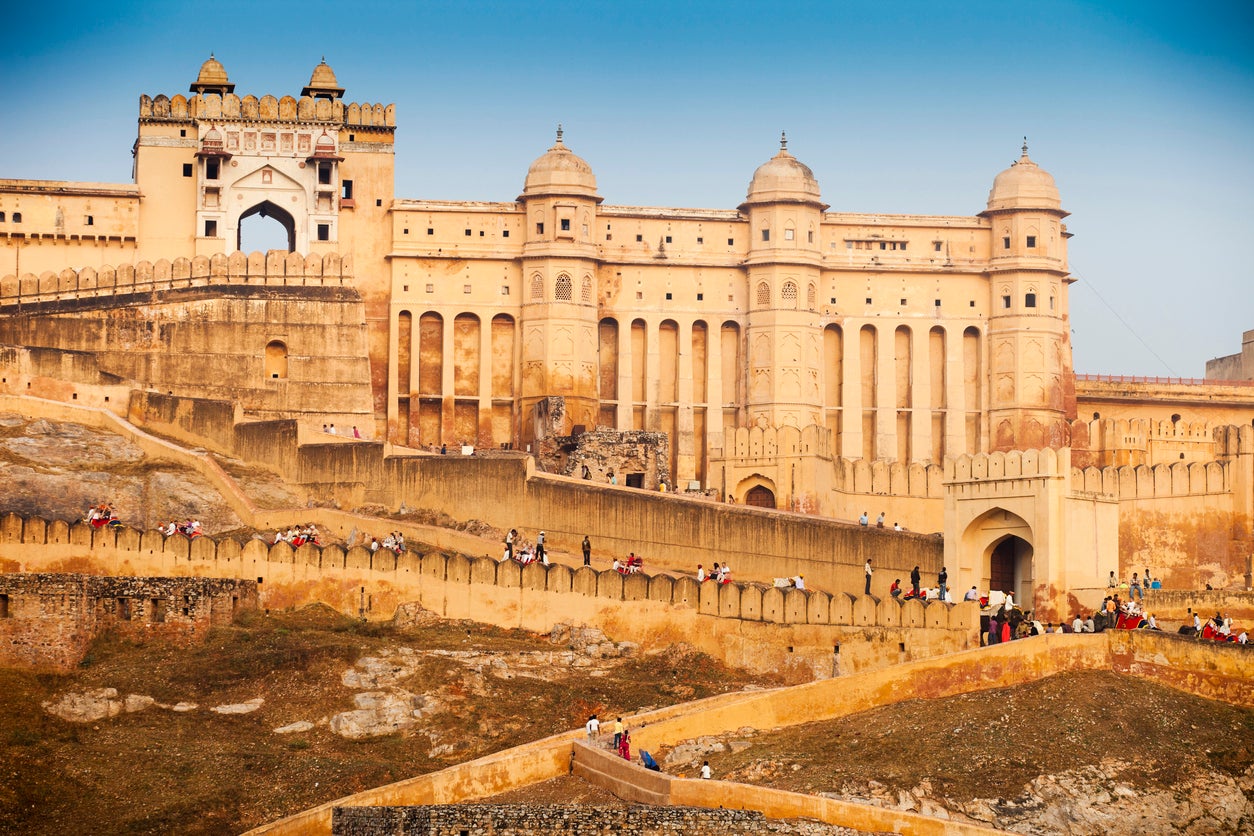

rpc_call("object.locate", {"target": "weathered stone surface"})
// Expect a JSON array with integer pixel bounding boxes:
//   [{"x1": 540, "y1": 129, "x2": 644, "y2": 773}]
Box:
[
  {"x1": 211, "y1": 697, "x2": 264, "y2": 715},
  {"x1": 274, "y1": 720, "x2": 315, "y2": 734},
  {"x1": 43, "y1": 687, "x2": 125, "y2": 722},
  {"x1": 330, "y1": 691, "x2": 436, "y2": 740}
]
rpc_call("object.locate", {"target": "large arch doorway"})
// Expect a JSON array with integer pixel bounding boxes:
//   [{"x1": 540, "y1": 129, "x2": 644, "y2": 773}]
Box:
[
  {"x1": 238, "y1": 201, "x2": 296, "y2": 252},
  {"x1": 989, "y1": 535, "x2": 1031, "y2": 598},
  {"x1": 745, "y1": 485, "x2": 776, "y2": 508},
  {"x1": 961, "y1": 508, "x2": 1035, "y2": 606}
]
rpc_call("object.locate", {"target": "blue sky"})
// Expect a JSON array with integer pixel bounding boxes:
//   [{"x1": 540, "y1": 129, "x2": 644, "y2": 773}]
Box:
[{"x1": 3, "y1": 0, "x2": 1251, "y2": 376}]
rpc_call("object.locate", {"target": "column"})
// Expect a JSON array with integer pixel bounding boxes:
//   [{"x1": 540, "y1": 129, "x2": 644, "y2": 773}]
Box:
[
  {"x1": 911, "y1": 327, "x2": 931, "y2": 464},
  {"x1": 616, "y1": 320, "x2": 633, "y2": 430},
  {"x1": 675, "y1": 319, "x2": 696, "y2": 486},
  {"x1": 875, "y1": 324, "x2": 897, "y2": 461},
  {"x1": 839, "y1": 322, "x2": 862, "y2": 459}
]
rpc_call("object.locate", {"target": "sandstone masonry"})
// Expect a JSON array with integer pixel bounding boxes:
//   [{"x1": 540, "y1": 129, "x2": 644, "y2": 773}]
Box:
[{"x1": 332, "y1": 804, "x2": 766, "y2": 836}]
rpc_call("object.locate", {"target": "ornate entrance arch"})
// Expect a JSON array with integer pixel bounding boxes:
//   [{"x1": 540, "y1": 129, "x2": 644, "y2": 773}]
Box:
[
  {"x1": 744, "y1": 485, "x2": 776, "y2": 508},
  {"x1": 237, "y1": 200, "x2": 296, "y2": 252},
  {"x1": 961, "y1": 507, "x2": 1035, "y2": 604}
]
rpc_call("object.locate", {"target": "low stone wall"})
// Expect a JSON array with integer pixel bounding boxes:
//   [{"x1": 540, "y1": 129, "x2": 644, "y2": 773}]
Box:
[
  {"x1": 332, "y1": 804, "x2": 764, "y2": 836},
  {"x1": 243, "y1": 630, "x2": 1248, "y2": 836},
  {"x1": 1142, "y1": 588, "x2": 1254, "y2": 622},
  {"x1": 0, "y1": 572, "x2": 257, "y2": 670}
]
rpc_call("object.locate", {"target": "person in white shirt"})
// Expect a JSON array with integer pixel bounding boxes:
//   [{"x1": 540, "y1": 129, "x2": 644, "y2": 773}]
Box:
[
  {"x1": 585, "y1": 715, "x2": 600, "y2": 744},
  {"x1": 697, "y1": 565, "x2": 706, "y2": 582},
  {"x1": 700, "y1": 761, "x2": 712, "y2": 779},
  {"x1": 1072, "y1": 615, "x2": 1084, "y2": 633},
  {"x1": 793, "y1": 575, "x2": 805, "y2": 590},
  {"x1": 964, "y1": 586, "x2": 979, "y2": 602}
]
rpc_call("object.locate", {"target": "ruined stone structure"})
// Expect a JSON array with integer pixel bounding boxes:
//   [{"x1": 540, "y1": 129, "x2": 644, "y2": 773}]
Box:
[
  {"x1": 0, "y1": 572, "x2": 256, "y2": 670},
  {"x1": 2, "y1": 57, "x2": 1252, "y2": 621}
]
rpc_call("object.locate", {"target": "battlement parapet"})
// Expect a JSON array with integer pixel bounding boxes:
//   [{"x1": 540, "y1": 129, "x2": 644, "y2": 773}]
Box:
[
  {"x1": 139, "y1": 93, "x2": 395, "y2": 129},
  {"x1": 1071, "y1": 459, "x2": 1230, "y2": 500},
  {"x1": 0, "y1": 512, "x2": 975, "y2": 635},
  {"x1": 944, "y1": 447, "x2": 1066, "y2": 482},
  {"x1": 0, "y1": 250, "x2": 354, "y2": 308}
]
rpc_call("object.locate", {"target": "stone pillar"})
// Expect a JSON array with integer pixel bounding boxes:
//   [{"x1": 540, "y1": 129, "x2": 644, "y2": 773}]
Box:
[
  {"x1": 840, "y1": 323, "x2": 863, "y2": 459},
  {"x1": 911, "y1": 326, "x2": 931, "y2": 464},
  {"x1": 675, "y1": 318, "x2": 696, "y2": 486},
  {"x1": 876, "y1": 325, "x2": 896, "y2": 461},
  {"x1": 617, "y1": 320, "x2": 633, "y2": 430}
]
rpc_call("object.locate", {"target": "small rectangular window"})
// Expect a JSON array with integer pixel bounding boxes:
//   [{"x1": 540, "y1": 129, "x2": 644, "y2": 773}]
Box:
[
  {"x1": 501, "y1": 286, "x2": 510, "y2": 295},
  {"x1": 560, "y1": 219, "x2": 571, "y2": 231},
  {"x1": 606, "y1": 233, "x2": 613, "y2": 241},
  {"x1": 899, "y1": 298, "x2": 907, "y2": 306},
  {"x1": 933, "y1": 241, "x2": 942, "y2": 252},
  {"x1": 317, "y1": 223, "x2": 330, "y2": 241},
  {"x1": 696, "y1": 237, "x2": 703, "y2": 244},
  {"x1": 11, "y1": 213, "x2": 19, "y2": 223},
  {"x1": 807, "y1": 230, "x2": 814, "y2": 243},
  {"x1": 1026, "y1": 235, "x2": 1037, "y2": 248},
  {"x1": 879, "y1": 241, "x2": 886, "y2": 250},
  {"x1": 318, "y1": 164, "x2": 331, "y2": 185},
  {"x1": 934, "y1": 299, "x2": 941, "y2": 307},
  {"x1": 0, "y1": 593, "x2": 8, "y2": 618},
  {"x1": 536, "y1": 222, "x2": 544, "y2": 234},
  {"x1": 342, "y1": 180, "x2": 354, "y2": 200},
  {"x1": 846, "y1": 241, "x2": 853, "y2": 249},
  {"x1": 1025, "y1": 293, "x2": 1037, "y2": 308},
  {"x1": 697, "y1": 292, "x2": 704, "y2": 301},
  {"x1": 665, "y1": 292, "x2": 672, "y2": 300},
  {"x1": 970, "y1": 300, "x2": 976, "y2": 307},
  {"x1": 502, "y1": 230, "x2": 509, "y2": 237},
  {"x1": 1050, "y1": 296, "x2": 1055, "y2": 309},
  {"x1": 1002, "y1": 236, "x2": 1011, "y2": 249},
  {"x1": 464, "y1": 284, "x2": 472, "y2": 294},
  {"x1": 784, "y1": 229, "x2": 795, "y2": 240},
  {"x1": 402, "y1": 285, "x2": 408, "y2": 292},
  {"x1": 480, "y1": 230, "x2": 485, "y2": 236},
  {"x1": 182, "y1": 163, "x2": 193, "y2": 177},
  {"x1": 376, "y1": 199, "x2": 382, "y2": 207},
  {"x1": 665, "y1": 235, "x2": 672, "y2": 243},
  {"x1": 465, "y1": 228, "x2": 472, "y2": 236},
  {"x1": 428, "y1": 228, "x2": 434, "y2": 235},
  {"x1": 85, "y1": 216, "x2": 94, "y2": 226},
  {"x1": 206, "y1": 159, "x2": 220, "y2": 180},
  {"x1": 761, "y1": 229, "x2": 770, "y2": 242},
  {"x1": 0, "y1": 212, "x2": 5, "y2": 222},
  {"x1": 179, "y1": 129, "x2": 186, "y2": 137},
  {"x1": 426, "y1": 283, "x2": 434, "y2": 293},
  {"x1": 1002, "y1": 295, "x2": 1011, "y2": 308},
  {"x1": 865, "y1": 297, "x2": 872, "y2": 305},
  {"x1": 204, "y1": 220, "x2": 217, "y2": 237},
  {"x1": 636, "y1": 234, "x2": 643, "y2": 242},
  {"x1": 727, "y1": 238, "x2": 734, "y2": 245}
]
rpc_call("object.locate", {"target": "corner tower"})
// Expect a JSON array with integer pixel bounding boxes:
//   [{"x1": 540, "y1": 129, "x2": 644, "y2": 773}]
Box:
[
  {"x1": 517, "y1": 127, "x2": 603, "y2": 441},
  {"x1": 980, "y1": 141, "x2": 1074, "y2": 451}
]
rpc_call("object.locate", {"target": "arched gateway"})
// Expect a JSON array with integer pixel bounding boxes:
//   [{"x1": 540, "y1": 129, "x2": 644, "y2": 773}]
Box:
[{"x1": 961, "y1": 508, "x2": 1035, "y2": 606}]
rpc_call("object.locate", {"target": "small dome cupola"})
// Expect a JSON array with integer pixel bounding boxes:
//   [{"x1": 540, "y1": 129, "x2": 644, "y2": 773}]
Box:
[
  {"x1": 741, "y1": 132, "x2": 826, "y2": 209},
  {"x1": 302, "y1": 58, "x2": 345, "y2": 99},
  {"x1": 195, "y1": 124, "x2": 231, "y2": 159},
  {"x1": 306, "y1": 130, "x2": 343, "y2": 162},
  {"x1": 190, "y1": 54, "x2": 234, "y2": 95},
  {"x1": 985, "y1": 138, "x2": 1063, "y2": 213},
  {"x1": 521, "y1": 125, "x2": 600, "y2": 201}
]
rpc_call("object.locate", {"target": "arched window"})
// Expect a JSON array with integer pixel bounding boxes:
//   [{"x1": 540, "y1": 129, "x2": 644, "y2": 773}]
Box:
[
  {"x1": 530, "y1": 272, "x2": 544, "y2": 301},
  {"x1": 581, "y1": 274, "x2": 593, "y2": 304},
  {"x1": 807, "y1": 283, "x2": 817, "y2": 311},
  {"x1": 264, "y1": 340, "x2": 288, "y2": 379},
  {"x1": 555, "y1": 273, "x2": 572, "y2": 301},
  {"x1": 782, "y1": 281, "x2": 798, "y2": 306},
  {"x1": 756, "y1": 281, "x2": 770, "y2": 307}
]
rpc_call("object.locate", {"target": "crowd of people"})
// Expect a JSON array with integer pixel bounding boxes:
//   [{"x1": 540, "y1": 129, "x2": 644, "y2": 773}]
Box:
[
  {"x1": 160, "y1": 519, "x2": 202, "y2": 538},
  {"x1": 614, "y1": 554, "x2": 644, "y2": 575},
  {"x1": 368, "y1": 531, "x2": 406, "y2": 555},
  {"x1": 84, "y1": 502, "x2": 122, "y2": 529},
  {"x1": 273, "y1": 523, "x2": 322, "y2": 547},
  {"x1": 695, "y1": 562, "x2": 732, "y2": 584}
]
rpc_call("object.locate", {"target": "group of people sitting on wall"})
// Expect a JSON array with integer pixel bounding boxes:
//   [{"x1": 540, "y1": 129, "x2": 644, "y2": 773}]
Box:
[
  {"x1": 273, "y1": 523, "x2": 322, "y2": 548},
  {"x1": 1181, "y1": 609, "x2": 1248, "y2": 644},
  {"x1": 614, "y1": 554, "x2": 644, "y2": 575},
  {"x1": 887, "y1": 565, "x2": 951, "y2": 602},
  {"x1": 695, "y1": 563, "x2": 732, "y2": 584},
  {"x1": 773, "y1": 575, "x2": 806, "y2": 590},
  {"x1": 368, "y1": 531, "x2": 406, "y2": 555},
  {"x1": 160, "y1": 519, "x2": 202, "y2": 538},
  {"x1": 1109, "y1": 569, "x2": 1162, "y2": 600},
  {"x1": 500, "y1": 527, "x2": 549, "y2": 566},
  {"x1": 84, "y1": 502, "x2": 122, "y2": 529}
]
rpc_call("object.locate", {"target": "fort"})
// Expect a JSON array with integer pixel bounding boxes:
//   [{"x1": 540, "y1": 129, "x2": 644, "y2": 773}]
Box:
[{"x1": 1, "y1": 56, "x2": 1252, "y2": 834}]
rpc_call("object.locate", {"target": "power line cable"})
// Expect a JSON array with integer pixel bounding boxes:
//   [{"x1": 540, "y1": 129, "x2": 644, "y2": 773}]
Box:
[{"x1": 1070, "y1": 268, "x2": 1179, "y2": 377}]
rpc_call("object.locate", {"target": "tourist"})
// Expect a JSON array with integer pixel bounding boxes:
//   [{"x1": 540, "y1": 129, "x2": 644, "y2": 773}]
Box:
[
  {"x1": 859, "y1": 511, "x2": 869, "y2": 526},
  {"x1": 988, "y1": 614, "x2": 1000, "y2": 645},
  {"x1": 535, "y1": 530, "x2": 546, "y2": 563},
  {"x1": 964, "y1": 586, "x2": 979, "y2": 602},
  {"x1": 505, "y1": 528, "x2": 516, "y2": 560},
  {"x1": 938, "y1": 566, "x2": 948, "y2": 602},
  {"x1": 864, "y1": 558, "x2": 873, "y2": 595},
  {"x1": 613, "y1": 717, "x2": 624, "y2": 749},
  {"x1": 1146, "y1": 613, "x2": 1159, "y2": 630},
  {"x1": 893, "y1": 521, "x2": 902, "y2": 531},
  {"x1": 1130, "y1": 573, "x2": 1142, "y2": 601},
  {"x1": 617, "y1": 728, "x2": 631, "y2": 761},
  {"x1": 793, "y1": 575, "x2": 805, "y2": 590},
  {"x1": 582, "y1": 534, "x2": 591, "y2": 566},
  {"x1": 1151, "y1": 577, "x2": 1162, "y2": 590},
  {"x1": 1072, "y1": 614, "x2": 1084, "y2": 633},
  {"x1": 328, "y1": 423, "x2": 336, "y2": 435},
  {"x1": 697, "y1": 564, "x2": 706, "y2": 582},
  {"x1": 1238, "y1": 630, "x2": 1248, "y2": 645},
  {"x1": 1107, "y1": 570, "x2": 1117, "y2": 589},
  {"x1": 701, "y1": 760, "x2": 712, "y2": 779},
  {"x1": 876, "y1": 512, "x2": 885, "y2": 528},
  {"x1": 1004, "y1": 590, "x2": 1015, "y2": 611},
  {"x1": 608, "y1": 471, "x2": 617, "y2": 485},
  {"x1": 889, "y1": 578, "x2": 901, "y2": 598},
  {"x1": 612, "y1": 558, "x2": 622, "y2": 573},
  {"x1": 910, "y1": 565, "x2": 921, "y2": 597},
  {"x1": 352, "y1": 425, "x2": 361, "y2": 439},
  {"x1": 585, "y1": 714, "x2": 600, "y2": 745},
  {"x1": 710, "y1": 562, "x2": 721, "y2": 582}
]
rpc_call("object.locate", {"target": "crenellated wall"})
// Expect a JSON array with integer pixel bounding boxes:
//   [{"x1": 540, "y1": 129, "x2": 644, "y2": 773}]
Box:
[
  {"x1": 0, "y1": 250, "x2": 354, "y2": 308},
  {"x1": 0, "y1": 513, "x2": 974, "y2": 678},
  {"x1": 139, "y1": 93, "x2": 395, "y2": 128}
]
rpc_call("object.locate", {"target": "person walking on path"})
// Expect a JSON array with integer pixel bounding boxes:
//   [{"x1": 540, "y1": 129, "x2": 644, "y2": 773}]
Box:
[
  {"x1": 864, "y1": 559, "x2": 873, "y2": 595},
  {"x1": 701, "y1": 761, "x2": 712, "y2": 779},
  {"x1": 582, "y1": 535, "x2": 591, "y2": 566},
  {"x1": 938, "y1": 566, "x2": 948, "y2": 601},
  {"x1": 613, "y1": 717, "x2": 624, "y2": 750},
  {"x1": 585, "y1": 714, "x2": 600, "y2": 745},
  {"x1": 910, "y1": 565, "x2": 921, "y2": 597}
]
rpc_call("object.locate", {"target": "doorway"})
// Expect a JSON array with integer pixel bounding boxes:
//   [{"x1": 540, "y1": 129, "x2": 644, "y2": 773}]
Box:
[{"x1": 745, "y1": 485, "x2": 776, "y2": 508}]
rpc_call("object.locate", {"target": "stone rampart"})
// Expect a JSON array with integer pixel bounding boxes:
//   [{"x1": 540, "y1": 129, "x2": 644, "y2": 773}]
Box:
[
  {"x1": 0, "y1": 572, "x2": 256, "y2": 670},
  {"x1": 243, "y1": 630, "x2": 1249, "y2": 836},
  {"x1": 0, "y1": 250, "x2": 353, "y2": 309},
  {"x1": 1142, "y1": 588, "x2": 1254, "y2": 622},
  {"x1": 140, "y1": 93, "x2": 395, "y2": 128}
]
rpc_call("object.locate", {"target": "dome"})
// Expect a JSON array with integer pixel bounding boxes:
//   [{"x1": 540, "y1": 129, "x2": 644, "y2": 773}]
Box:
[
  {"x1": 985, "y1": 141, "x2": 1062, "y2": 213},
  {"x1": 190, "y1": 54, "x2": 234, "y2": 94},
  {"x1": 742, "y1": 133, "x2": 823, "y2": 207},
  {"x1": 521, "y1": 126, "x2": 599, "y2": 200},
  {"x1": 302, "y1": 58, "x2": 345, "y2": 99}
]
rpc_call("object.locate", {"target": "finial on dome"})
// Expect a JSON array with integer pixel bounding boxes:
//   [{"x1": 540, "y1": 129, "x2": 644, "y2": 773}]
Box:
[
  {"x1": 556, "y1": 123, "x2": 564, "y2": 144},
  {"x1": 780, "y1": 131, "x2": 788, "y2": 151},
  {"x1": 1022, "y1": 136, "x2": 1029, "y2": 156}
]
